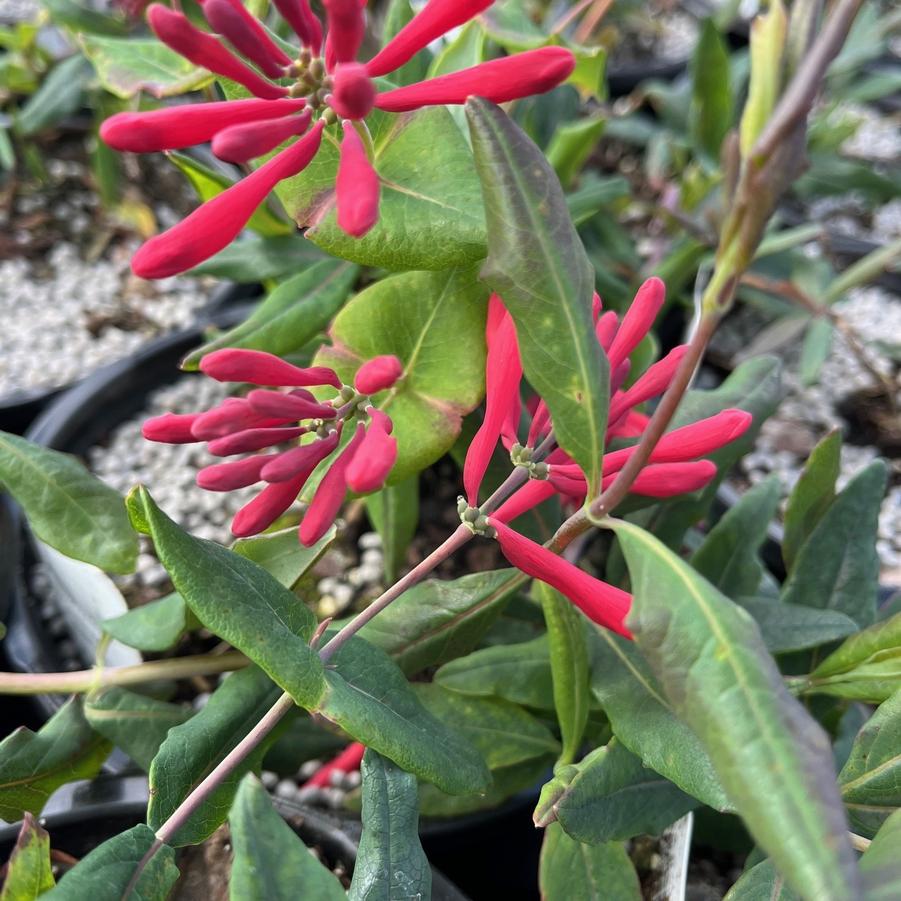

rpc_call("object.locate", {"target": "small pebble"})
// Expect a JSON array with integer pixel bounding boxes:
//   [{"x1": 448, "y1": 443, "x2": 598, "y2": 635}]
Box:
[
  {"x1": 358, "y1": 532, "x2": 382, "y2": 550},
  {"x1": 192, "y1": 692, "x2": 211, "y2": 711},
  {"x1": 328, "y1": 769, "x2": 346, "y2": 788},
  {"x1": 275, "y1": 779, "x2": 298, "y2": 800},
  {"x1": 298, "y1": 759, "x2": 322, "y2": 780},
  {"x1": 260, "y1": 771, "x2": 279, "y2": 790}
]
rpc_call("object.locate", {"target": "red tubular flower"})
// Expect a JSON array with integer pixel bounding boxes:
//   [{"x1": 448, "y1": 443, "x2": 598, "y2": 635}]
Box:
[
  {"x1": 353, "y1": 354, "x2": 403, "y2": 395},
  {"x1": 260, "y1": 431, "x2": 340, "y2": 482},
  {"x1": 603, "y1": 461, "x2": 717, "y2": 497},
  {"x1": 490, "y1": 519, "x2": 632, "y2": 637},
  {"x1": 207, "y1": 426, "x2": 308, "y2": 456},
  {"x1": 132, "y1": 121, "x2": 325, "y2": 279},
  {"x1": 608, "y1": 346, "x2": 688, "y2": 423},
  {"x1": 300, "y1": 423, "x2": 367, "y2": 546},
  {"x1": 323, "y1": 0, "x2": 366, "y2": 69},
  {"x1": 365, "y1": 0, "x2": 493, "y2": 78},
  {"x1": 606, "y1": 277, "x2": 665, "y2": 370},
  {"x1": 375, "y1": 46, "x2": 576, "y2": 113},
  {"x1": 246, "y1": 389, "x2": 336, "y2": 420},
  {"x1": 200, "y1": 348, "x2": 341, "y2": 389},
  {"x1": 202, "y1": 0, "x2": 291, "y2": 79},
  {"x1": 272, "y1": 0, "x2": 322, "y2": 52},
  {"x1": 330, "y1": 64, "x2": 376, "y2": 120},
  {"x1": 197, "y1": 454, "x2": 275, "y2": 491},
  {"x1": 301, "y1": 742, "x2": 366, "y2": 789},
  {"x1": 336, "y1": 123, "x2": 380, "y2": 238},
  {"x1": 100, "y1": 99, "x2": 306, "y2": 153},
  {"x1": 232, "y1": 471, "x2": 309, "y2": 537},
  {"x1": 595, "y1": 310, "x2": 619, "y2": 352},
  {"x1": 190, "y1": 399, "x2": 288, "y2": 441},
  {"x1": 142, "y1": 412, "x2": 202, "y2": 443},
  {"x1": 346, "y1": 409, "x2": 397, "y2": 493},
  {"x1": 212, "y1": 109, "x2": 313, "y2": 164},
  {"x1": 492, "y1": 480, "x2": 557, "y2": 524},
  {"x1": 147, "y1": 4, "x2": 287, "y2": 100}
]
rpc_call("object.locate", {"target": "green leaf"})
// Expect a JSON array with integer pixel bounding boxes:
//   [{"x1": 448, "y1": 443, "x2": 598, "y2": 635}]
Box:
[
  {"x1": 229, "y1": 775, "x2": 345, "y2": 901},
  {"x1": 537, "y1": 583, "x2": 589, "y2": 763},
  {"x1": 689, "y1": 19, "x2": 733, "y2": 158},
  {"x1": 0, "y1": 431, "x2": 138, "y2": 574},
  {"x1": 186, "y1": 234, "x2": 327, "y2": 282},
  {"x1": 315, "y1": 265, "x2": 488, "y2": 482},
  {"x1": 539, "y1": 824, "x2": 640, "y2": 901},
  {"x1": 807, "y1": 612, "x2": 901, "y2": 703},
  {"x1": 547, "y1": 115, "x2": 606, "y2": 189},
  {"x1": 781, "y1": 461, "x2": 887, "y2": 628},
  {"x1": 0, "y1": 814, "x2": 55, "y2": 901},
  {"x1": 233, "y1": 524, "x2": 335, "y2": 589},
  {"x1": 435, "y1": 636, "x2": 554, "y2": 709},
  {"x1": 43, "y1": 0, "x2": 126, "y2": 35},
  {"x1": 182, "y1": 261, "x2": 358, "y2": 369},
  {"x1": 859, "y1": 807, "x2": 901, "y2": 900},
  {"x1": 102, "y1": 592, "x2": 196, "y2": 652},
  {"x1": 81, "y1": 35, "x2": 211, "y2": 98},
  {"x1": 429, "y1": 20, "x2": 487, "y2": 77},
  {"x1": 85, "y1": 687, "x2": 192, "y2": 772},
  {"x1": 737, "y1": 597, "x2": 857, "y2": 654},
  {"x1": 467, "y1": 97, "x2": 608, "y2": 497},
  {"x1": 16, "y1": 55, "x2": 93, "y2": 137},
  {"x1": 610, "y1": 518, "x2": 862, "y2": 900},
  {"x1": 127, "y1": 487, "x2": 326, "y2": 709},
  {"x1": 839, "y1": 690, "x2": 901, "y2": 838},
  {"x1": 723, "y1": 860, "x2": 800, "y2": 900},
  {"x1": 42, "y1": 825, "x2": 178, "y2": 901},
  {"x1": 799, "y1": 317, "x2": 834, "y2": 386},
  {"x1": 148, "y1": 666, "x2": 284, "y2": 845},
  {"x1": 0, "y1": 699, "x2": 110, "y2": 821},
  {"x1": 691, "y1": 476, "x2": 782, "y2": 598},
  {"x1": 348, "y1": 751, "x2": 431, "y2": 901},
  {"x1": 167, "y1": 151, "x2": 291, "y2": 238},
  {"x1": 783, "y1": 430, "x2": 841, "y2": 573},
  {"x1": 315, "y1": 635, "x2": 490, "y2": 796},
  {"x1": 587, "y1": 627, "x2": 729, "y2": 810},
  {"x1": 364, "y1": 476, "x2": 418, "y2": 583},
  {"x1": 355, "y1": 569, "x2": 521, "y2": 675}
]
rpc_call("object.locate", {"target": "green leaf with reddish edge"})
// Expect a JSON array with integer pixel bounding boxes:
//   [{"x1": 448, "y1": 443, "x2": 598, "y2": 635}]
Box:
[
  {"x1": 126, "y1": 487, "x2": 326, "y2": 709},
  {"x1": 539, "y1": 824, "x2": 640, "y2": 901},
  {"x1": 230, "y1": 775, "x2": 345, "y2": 901},
  {"x1": 859, "y1": 807, "x2": 901, "y2": 900},
  {"x1": 102, "y1": 592, "x2": 197, "y2": 652},
  {"x1": 314, "y1": 635, "x2": 490, "y2": 796},
  {"x1": 587, "y1": 626, "x2": 728, "y2": 810},
  {"x1": 81, "y1": 35, "x2": 212, "y2": 99},
  {"x1": 233, "y1": 524, "x2": 335, "y2": 589},
  {"x1": 435, "y1": 636, "x2": 555, "y2": 709},
  {"x1": 0, "y1": 698, "x2": 111, "y2": 821},
  {"x1": 0, "y1": 814, "x2": 54, "y2": 901},
  {"x1": 805, "y1": 612, "x2": 901, "y2": 703},
  {"x1": 610, "y1": 518, "x2": 863, "y2": 901},
  {"x1": 147, "y1": 665, "x2": 285, "y2": 846},
  {"x1": 467, "y1": 97, "x2": 609, "y2": 498},
  {"x1": 781, "y1": 461, "x2": 887, "y2": 628},
  {"x1": 348, "y1": 751, "x2": 431, "y2": 901},
  {"x1": 0, "y1": 430, "x2": 138, "y2": 574},
  {"x1": 364, "y1": 475, "x2": 418, "y2": 583},
  {"x1": 181, "y1": 262, "x2": 358, "y2": 369},
  {"x1": 839, "y1": 690, "x2": 901, "y2": 838},
  {"x1": 85, "y1": 687, "x2": 192, "y2": 772},
  {"x1": 537, "y1": 583, "x2": 589, "y2": 763},
  {"x1": 354, "y1": 568, "x2": 522, "y2": 676},
  {"x1": 723, "y1": 860, "x2": 800, "y2": 900},
  {"x1": 314, "y1": 265, "x2": 488, "y2": 482},
  {"x1": 783, "y1": 430, "x2": 841, "y2": 574},
  {"x1": 42, "y1": 825, "x2": 178, "y2": 901}
]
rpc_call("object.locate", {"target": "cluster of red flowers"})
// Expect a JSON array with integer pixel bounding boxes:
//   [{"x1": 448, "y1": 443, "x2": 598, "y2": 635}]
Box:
[
  {"x1": 142, "y1": 348, "x2": 403, "y2": 546},
  {"x1": 461, "y1": 278, "x2": 753, "y2": 637},
  {"x1": 100, "y1": 0, "x2": 576, "y2": 279}
]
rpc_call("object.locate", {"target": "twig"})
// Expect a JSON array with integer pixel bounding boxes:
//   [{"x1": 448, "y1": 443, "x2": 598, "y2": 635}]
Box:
[
  {"x1": 574, "y1": 0, "x2": 614, "y2": 44},
  {"x1": 848, "y1": 832, "x2": 872, "y2": 853}
]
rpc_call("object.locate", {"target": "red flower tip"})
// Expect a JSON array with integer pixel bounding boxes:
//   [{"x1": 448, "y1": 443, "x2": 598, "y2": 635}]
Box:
[
  {"x1": 336, "y1": 123, "x2": 380, "y2": 238},
  {"x1": 197, "y1": 454, "x2": 273, "y2": 491},
  {"x1": 365, "y1": 0, "x2": 493, "y2": 78},
  {"x1": 246, "y1": 389, "x2": 337, "y2": 421},
  {"x1": 142, "y1": 412, "x2": 201, "y2": 444},
  {"x1": 330, "y1": 63, "x2": 376, "y2": 120},
  {"x1": 346, "y1": 409, "x2": 397, "y2": 493},
  {"x1": 199, "y1": 348, "x2": 341, "y2": 388},
  {"x1": 595, "y1": 310, "x2": 619, "y2": 352},
  {"x1": 203, "y1": 0, "x2": 291, "y2": 79},
  {"x1": 606, "y1": 277, "x2": 666, "y2": 370},
  {"x1": 212, "y1": 109, "x2": 312, "y2": 164},
  {"x1": 272, "y1": 0, "x2": 322, "y2": 53},
  {"x1": 323, "y1": 0, "x2": 366, "y2": 70},
  {"x1": 207, "y1": 426, "x2": 308, "y2": 456},
  {"x1": 608, "y1": 460, "x2": 717, "y2": 498},
  {"x1": 231, "y1": 472, "x2": 307, "y2": 537},
  {"x1": 490, "y1": 519, "x2": 632, "y2": 637},
  {"x1": 299, "y1": 422, "x2": 367, "y2": 546},
  {"x1": 375, "y1": 46, "x2": 576, "y2": 113},
  {"x1": 301, "y1": 742, "x2": 366, "y2": 789},
  {"x1": 260, "y1": 431, "x2": 340, "y2": 483},
  {"x1": 592, "y1": 292, "x2": 603, "y2": 322},
  {"x1": 353, "y1": 355, "x2": 403, "y2": 395}
]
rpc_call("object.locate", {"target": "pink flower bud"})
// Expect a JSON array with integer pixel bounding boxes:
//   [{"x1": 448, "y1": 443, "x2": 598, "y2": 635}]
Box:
[
  {"x1": 608, "y1": 346, "x2": 688, "y2": 423},
  {"x1": 595, "y1": 311, "x2": 618, "y2": 352},
  {"x1": 231, "y1": 472, "x2": 308, "y2": 537},
  {"x1": 202, "y1": 0, "x2": 291, "y2": 79},
  {"x1": 147, "y1": 4, "x2": 286, "y2": 100},
  {"x1": 365, "y1": 0, "x2": 493, "y2": 78},
  {"x1": 132, "y1": 121, "x2": 325, "y2": 279},
  {"x1": 526, "y1": 400, "x2": 551, "y2": 448},
  {"x1": 606, "y1": 278, "x2": 665, "y2": 370},
  {"x1": 375, "y1": 47, "x2": 576, "y2": 113},
  {"x1": 346, "y1": 410, "x2": 397, "y2": 493},
  {"x1": 299, "y1": 422, "x2": 367, "y2": 546},
  {"x1": 272, "y1": 0, "x2": 322, "y2": 52},
  {"x1": 142, "y1": 412, "x2": 202, "y2": 444},
  {"x1": 610, "y1": 359, "x2": 631, "y2": 395},
  {"x1": 260, "y1": 431, "x2": 340, "y2": 482},
  {"x1": 207, "y1": 426, "x2": 309, "y2": 456},
  {"x1": 336, "y1": 123, "x2": 380, "y2": 237},
  {"x1": 592, "y1": 292, "x2": 603, "y2": 322},
  {"x1": 602, "y1": 461, "x2": 717, "y2": 498},
  {"x1": 100, "y1": 98, "x2": 306, "y2": 153},
  {"x1": 199, "y1": 348, "x2": 341, "y2": 388},
  {"x1": 323, "y1": 0, "x2": 366, "y2": 69},
  {"x1": 212, "y1": 110, "x2": 312, "y2": 164},
  {"x1": 490, "y1": 519, "x2": 632, "y2": 637},
  {"x1": 197, "y1": 454, "x2": 274, "y2": 491},
  {"x1": 191, "y1": 399, "x2": 290, "y2": 441},
  {"x1": 353, "y1": 355, "x2": 403, "y2": 395},
  {"x1": 330, "y1": 63, "x2": 376, "y2": 120},
  {"x1": 246, "y1": 389, "x2": 336, "y2": 420}
]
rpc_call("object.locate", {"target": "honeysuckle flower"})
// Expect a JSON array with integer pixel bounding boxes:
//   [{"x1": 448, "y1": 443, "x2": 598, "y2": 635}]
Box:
[
  {"x1": 142, "y1": 348, "x2": 403, "y2": 543},
  {"x1": 353, "y1": 354, "x2": 403, "y2": 395},
  {"x1": 100, "y1": 0, "x2": 576, "y2": 279}
]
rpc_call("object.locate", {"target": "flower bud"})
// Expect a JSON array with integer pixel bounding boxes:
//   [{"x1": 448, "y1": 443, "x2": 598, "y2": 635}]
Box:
[{"x1": 353, "y1": 355, "x2": 403, "y2": 395}]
